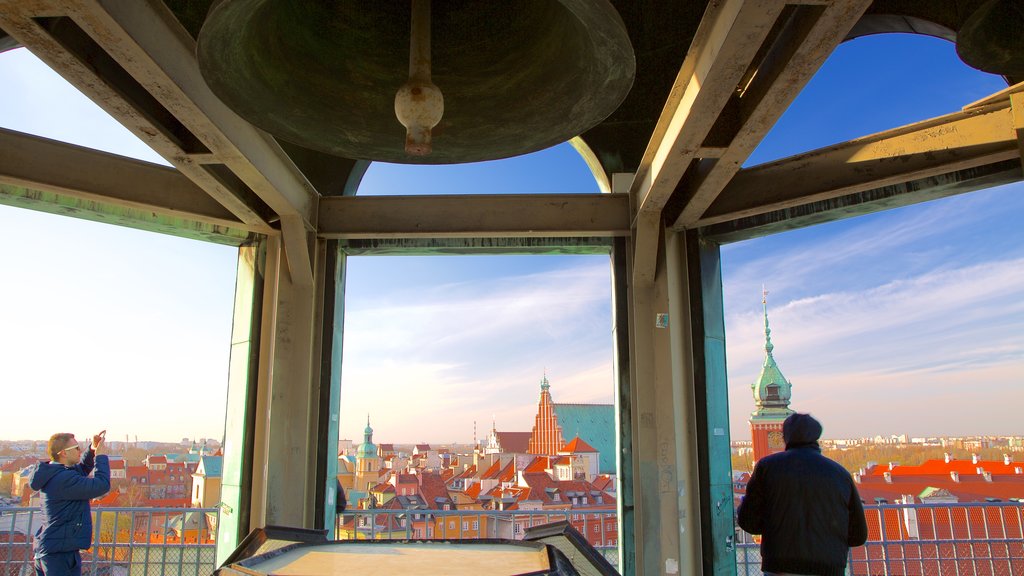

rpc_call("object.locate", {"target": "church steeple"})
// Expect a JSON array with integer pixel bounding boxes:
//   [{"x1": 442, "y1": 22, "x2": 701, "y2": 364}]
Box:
[
  {"x1": 763, "y1": 287, "x2": 774, "y2": 356},
  {"x1": 749, "y1": 289, "x2": 795, "y2": 463},
  {"x1": 751, "y1": 289, "x2": 794, "y2": 419}
]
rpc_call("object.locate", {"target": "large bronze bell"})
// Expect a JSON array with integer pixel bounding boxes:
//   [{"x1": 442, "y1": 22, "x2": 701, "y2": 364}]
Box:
[
  {"x1": 197, "y1": 1, "x2": 635, "y2": 164},
  {"x1": 956, "y1": 0, "x2": 1024, "y2": 78}
]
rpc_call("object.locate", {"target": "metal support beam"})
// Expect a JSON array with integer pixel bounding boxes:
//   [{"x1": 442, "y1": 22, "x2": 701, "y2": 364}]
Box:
[
  {"x1": 670, "y1": 0, "x2": 872, "y2": 229},
  {"x1": 629, "y1": 0, "x2": 786, "y2": 286},
  {"x1": 217, "y1": 240, "x2": 266, "y2": 564},
  {"x1": 685, "y1": 231, "x2": 735, "y2": 576},
  {"x1": 700, "y1": 103, "x2": 1020, "y2": 226},
  {"x1": 0, "y1": 127, "x2": 243, "y2": 229},
  {"x1": 318, "y1": 194, "x2": 630, "y2": 239},
  {"x1": 314, "y1": 241, "x2": 345, "y2": 534},
  {"x1": 702, "y1": 159, "x2": 1022, "y2": 243},
  {"x1": 1011, "y1": 92, "x2": 1024, "y2": 172},
  {"x1": 610, "y1": 237, "x2": 636, "y2": 575}
]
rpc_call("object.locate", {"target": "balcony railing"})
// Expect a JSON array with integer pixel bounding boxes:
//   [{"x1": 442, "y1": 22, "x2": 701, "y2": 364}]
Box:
[
  {"x1": 0, "y1": 506, "x2": 218, "y2": 576},
  {"x1": 336, "y1": 507, "x2": 620, "y2": 566},
  {"x1": 3, "y1": 502, "x2": 1021, "y2": 575},
  {"x1": 737, "y1": 502, "x2": 1024, "y2": 576}
]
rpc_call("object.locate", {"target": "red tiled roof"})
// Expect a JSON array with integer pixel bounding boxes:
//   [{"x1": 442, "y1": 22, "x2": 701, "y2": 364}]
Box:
[
  {"x1": 1, "y1": 457, "x2": 40, "y2": 473},
  {"x1": 591, "y1": 475, "x2": 614, "y2": 491},
  {"x1": 520, "y1": 472, "x2": 561, "y2": 505},
  {"x1": 561, "y1": 436, "x2": 597, "y2": 453},
  {"x1": 418, "y1": 471, "x2": 451, "y2": 505},
  {"x1": 465, "y1": 482, "x2": 482, "y2": 499},
  {"x1": 480, "y1": 459, "x2": 503, "y2": 479},
  {"x1": 858, "y1": 472, "x2": 1024, "y2": 503},
  {"x1": 524, "y1": 457, "x2": 550, "y2": 473},
  {"x1": 495, "y1": 432, "x2": 532, "y2": 453},
  {"x1": 869, "y1": 458, "x2": 1023, "y2": 477},
  {"x1": 497, "y1": 461, "x2": 516, "y2": 483},
  {"x1": 454, "y1": 465, "x2": 477, "y2": 480}
]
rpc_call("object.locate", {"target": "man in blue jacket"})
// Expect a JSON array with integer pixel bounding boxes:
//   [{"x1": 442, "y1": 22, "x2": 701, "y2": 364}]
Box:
[
  {"x1": 29, "y1": 430, "x2": 110, "y2": 576},
  {"x1": 737, "y1": 413, "x2": 867, "y2": 576}
]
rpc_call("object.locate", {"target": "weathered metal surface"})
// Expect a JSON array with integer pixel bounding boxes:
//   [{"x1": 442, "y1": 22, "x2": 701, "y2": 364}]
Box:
[
  {"x1": 701, "y1": 159, "x2": 1023, "y2": 244},
  {"x1": 339, "y1": 237, "x2": 612, "y2": 256},
  {"x1": 687, "y1": 232, "x2": 735, "y2": 576},
  {"x1": 0, "y1": 184, "x2": 251, "y2": 246},
  {"x1": 319, "y1": 194, "x2": 629, "y2": 239},
  {"x1": 314, "y1": 243, "x2": 346, "y2": 535},
  {"x1": 610, "y1": 238, "x2": 635, "y2": 575},
  {"x1": 218, "y1": 242, "x2": 267, "y2": 563}
]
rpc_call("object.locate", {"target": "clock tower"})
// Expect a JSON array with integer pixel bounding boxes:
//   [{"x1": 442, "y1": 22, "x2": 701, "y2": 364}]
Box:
[{"x1": 750, "y1": 290, "x2": 794, "y2": 463}]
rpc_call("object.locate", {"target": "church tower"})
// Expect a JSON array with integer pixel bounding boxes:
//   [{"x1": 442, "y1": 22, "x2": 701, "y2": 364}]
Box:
[
  {"x1": 527, "y1": 374, "x2": 564, "y2": 456},
  {"x1": 750, "y1": 290, "x2": 794, "y2": 463},
  {"x1": 355, "y1": 415, "x2": 380, "y2": 491}
]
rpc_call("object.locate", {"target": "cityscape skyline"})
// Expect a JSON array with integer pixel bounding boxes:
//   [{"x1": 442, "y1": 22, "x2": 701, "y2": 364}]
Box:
[{"x1": 1, "y1": 34, "x2": 1021, "y2": 444}]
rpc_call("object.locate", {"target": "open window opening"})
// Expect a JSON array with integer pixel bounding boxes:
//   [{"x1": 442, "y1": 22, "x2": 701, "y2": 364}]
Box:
[
  {"x1": 0, "y1": 47, "x2": 235, "y2": 558},
  {"x1": 332, "y1": 145, "x2": 623, "y2": 563},
  {"x1": 722, "y1": 33, "x2": 1024, "y2": 574}
]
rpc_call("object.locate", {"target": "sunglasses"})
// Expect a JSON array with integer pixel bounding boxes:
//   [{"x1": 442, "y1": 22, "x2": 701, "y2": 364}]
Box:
[{"x1": 61, "y1": 444, "x2": 82, "y2": 454}]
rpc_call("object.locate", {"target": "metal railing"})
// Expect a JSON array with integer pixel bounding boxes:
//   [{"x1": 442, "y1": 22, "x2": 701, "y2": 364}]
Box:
[
  {"x1": 4, "y1": 502, "x2": 1020, "y2": 575},
  {"x1": 737, "y1": 502, "x2": 1024, "y2": 576},
  {"x1": 1, "y1": 506, "x2": 218, "y2": 576},
  {"x1": 336, "y1": 507, "x2": 620, "y2": 566}
]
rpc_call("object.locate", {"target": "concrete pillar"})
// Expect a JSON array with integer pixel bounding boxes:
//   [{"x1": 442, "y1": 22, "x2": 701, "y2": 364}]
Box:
[
  {"x1": 630, "y1": 224, "x2": 688, "y2": 576},
  {"x1": 628, "y1": 226, "x2": 733, "y2": 576}
]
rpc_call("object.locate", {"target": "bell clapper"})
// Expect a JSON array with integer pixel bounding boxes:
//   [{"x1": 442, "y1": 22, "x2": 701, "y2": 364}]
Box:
[{"x1": 394, "y1": 0, "x2": 444, "y2": 156}]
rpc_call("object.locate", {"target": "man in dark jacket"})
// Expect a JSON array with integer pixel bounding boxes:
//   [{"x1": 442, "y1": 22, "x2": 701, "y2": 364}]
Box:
[
  {"x1": 737, "y1": 413, "x2": 867, "y2": 576},
  {"x1": 29, "y1": 431, "x2": 110, "y2": 576}
]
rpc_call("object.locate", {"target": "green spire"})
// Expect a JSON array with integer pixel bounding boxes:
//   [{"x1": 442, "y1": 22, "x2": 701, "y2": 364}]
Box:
[
  {"x1": 357, "y1": 414, "x2": 376, "y2": 459},
  {"x1": 751, "y1": 289, "x2": 794, "y2": 422},
  {"x1": 540, "y1": 371, "x2": 550, "y2": 392}
]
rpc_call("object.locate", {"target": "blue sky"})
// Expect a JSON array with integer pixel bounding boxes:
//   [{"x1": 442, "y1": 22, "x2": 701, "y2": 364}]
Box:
[{"x1": 0, "y1": 33, "x2": 1020, "y2": 444}]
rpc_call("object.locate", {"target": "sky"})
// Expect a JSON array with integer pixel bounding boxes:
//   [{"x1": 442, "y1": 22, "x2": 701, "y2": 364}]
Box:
[{"x1": 0, "y1": 33, "x2": 1021, "y2": 445}]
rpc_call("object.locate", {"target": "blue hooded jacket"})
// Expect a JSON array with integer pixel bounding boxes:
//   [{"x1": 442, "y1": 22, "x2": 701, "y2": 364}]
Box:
[{"x1": 28, "y1": 449, "x2": 111, "y2": 555}]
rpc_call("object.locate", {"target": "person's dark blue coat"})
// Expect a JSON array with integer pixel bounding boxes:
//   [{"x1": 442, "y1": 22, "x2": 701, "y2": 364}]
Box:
[
  {"x1": 29, "y1": 449, "x2": 111, "y2": 556},
  {"x1": 737, "y1": 413, "x2": 867, "y2": 576}
]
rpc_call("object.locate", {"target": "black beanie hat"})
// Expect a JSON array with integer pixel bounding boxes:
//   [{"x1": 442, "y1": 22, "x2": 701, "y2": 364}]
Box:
[{"x1": 782, "y1": 412, "x2": 822, "y2": 447}]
